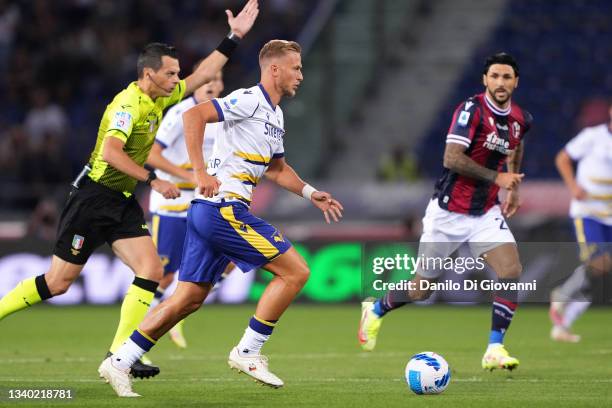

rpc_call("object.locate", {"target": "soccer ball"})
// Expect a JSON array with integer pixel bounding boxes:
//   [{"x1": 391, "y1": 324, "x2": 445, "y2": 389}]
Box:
[{"x1": 405, "y1": 351, "x2": 451, "y2": 395}]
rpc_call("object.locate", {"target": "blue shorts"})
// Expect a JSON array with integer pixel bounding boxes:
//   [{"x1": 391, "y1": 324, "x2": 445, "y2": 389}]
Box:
[
  {"x1": 573, "y1": 217, "x2": 611, "y2": 262},
  {"x1": 179, "y1": 200, "x2": 292, "y2": 284},
  {"x1": 151, "y1": 214, "x2": 187, "y2": 275}
]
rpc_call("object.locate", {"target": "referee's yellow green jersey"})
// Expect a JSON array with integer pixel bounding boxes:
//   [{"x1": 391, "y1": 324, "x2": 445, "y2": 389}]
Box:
[{"x1": 87, "y1": 80, "x2": 186, "y2": 196}]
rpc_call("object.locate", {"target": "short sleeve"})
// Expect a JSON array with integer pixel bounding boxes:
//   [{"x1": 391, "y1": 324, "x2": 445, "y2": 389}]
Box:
[
  {"x1": 211, "y1": 88, "x2": 259, "y2": 122},
  {"x1": 565, "y1": 128, "x2": 595, "y2": 160},
  {"x1": 272, "y1": 144, "x2": 284, "y2": 159},
  {"x1": 105, "y1": 98, "x2": 139, "y2": 142},
  {"x1": 446, "y1": 98, "x2": 481, "y2": 148}
]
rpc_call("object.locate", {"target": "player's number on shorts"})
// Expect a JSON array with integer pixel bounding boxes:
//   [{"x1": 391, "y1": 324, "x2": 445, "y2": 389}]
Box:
[{"x1": 495, "y1": 217, "x2": 508, "y2": 230}]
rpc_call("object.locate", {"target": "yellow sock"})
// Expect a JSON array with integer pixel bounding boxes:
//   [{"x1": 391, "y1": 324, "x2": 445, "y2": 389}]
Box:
[
  {"x1": 109, "y1": 280, "x2": 156, "y2": 353},
  {"x1": 169, "y1": 318, "x2": 187, "y2": 348},
  {"x1": 0, "y1": 277, "x2": 43, "y2": 320},
  {"x1": 173, "y1": 318, "x2": 185, "y2": 331}
]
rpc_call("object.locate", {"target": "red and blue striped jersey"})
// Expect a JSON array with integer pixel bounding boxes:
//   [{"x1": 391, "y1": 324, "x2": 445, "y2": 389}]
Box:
[{"x1": 433, "y1": 93, "x2": 533, "y2": 215}]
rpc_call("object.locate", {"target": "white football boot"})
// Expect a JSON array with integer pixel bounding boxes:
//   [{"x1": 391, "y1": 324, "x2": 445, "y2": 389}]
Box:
[
  {"x1": 227, "y1": 346, "x2": 284, "y2": 388},
  {"x1": 98, "y1": 357, "x2": 141, "y2": 397}
]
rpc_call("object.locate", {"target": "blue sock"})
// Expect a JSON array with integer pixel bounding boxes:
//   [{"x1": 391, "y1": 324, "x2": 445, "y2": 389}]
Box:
[
  {"x1": 489, "y1": 330, "x2": 504, "y2": 344},
  {"x1": 373, "y1": 300, "x2": 386, "y2": 317},
  {"x1": 373, "y1": 291, "x2": 409, "y2": 317},
  {"x1": 248, "y1": 316, "x2": 276, "y2": 336},
  {"x1": 237, "y1": 316, "x2": 277, "y2": 355},
  {"x1": 489, "y1": 279, "x2": 518, "y2": 345},
  {"x1": 130, "y1": 329, "x2": 156, "y2": 352}
]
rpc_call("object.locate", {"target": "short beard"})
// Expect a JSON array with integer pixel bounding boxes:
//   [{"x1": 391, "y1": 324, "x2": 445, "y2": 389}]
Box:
[
  {"x1": 489, "y1": 89, "x2": 510, "y2": 105},
  {"x1": 283, "y1": 88, "x2": 296, "y2": 98}
]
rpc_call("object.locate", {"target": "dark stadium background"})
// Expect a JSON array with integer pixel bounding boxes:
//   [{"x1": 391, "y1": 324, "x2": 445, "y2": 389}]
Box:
[
  {"x1": 1, "y1": 0, "x2": 609, "y2": 303},
  {"x1": 0, "y1": 1, "x2": 610, "y2": 406}
]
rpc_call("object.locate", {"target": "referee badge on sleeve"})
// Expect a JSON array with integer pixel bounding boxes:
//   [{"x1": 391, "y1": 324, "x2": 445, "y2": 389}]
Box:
[
  {"x1": 71, "y1": 234, "x2": 85, "y2": 255},
  {"x1": 113, "y1": 111, "x2": 132, "y2": 133}
]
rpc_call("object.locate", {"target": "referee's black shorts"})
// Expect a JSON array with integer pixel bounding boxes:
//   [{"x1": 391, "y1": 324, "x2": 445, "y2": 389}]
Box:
[{"x1": 53, "y1": 177, "x2": 150, "y2": 265}]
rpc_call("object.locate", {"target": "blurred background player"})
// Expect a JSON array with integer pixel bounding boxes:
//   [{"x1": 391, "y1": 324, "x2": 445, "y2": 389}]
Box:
[
  {"x1": 359, "y1": 53, "x2": 532, "y2": 371},
  {"x1": 101, "y1": 39, "x2": 344, "y2": 397},
  {"x1": 549, "y1": 101, "x2": 612, "y2": 342},
  {"x1": 147, "y1": 68, "x2": 238, "y2": 349},
  {"x1": 0, "y1": 0, "x2": 259, "y2": 382}
]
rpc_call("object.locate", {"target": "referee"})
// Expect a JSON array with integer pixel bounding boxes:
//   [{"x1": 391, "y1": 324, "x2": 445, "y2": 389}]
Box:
[{"x1": 0, "y1": 0, "x2": 259, "y2": 380}]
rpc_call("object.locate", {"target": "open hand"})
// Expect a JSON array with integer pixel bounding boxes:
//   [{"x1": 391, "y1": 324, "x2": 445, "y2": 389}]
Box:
[
  {"x1": 226, "y1": 0, "x2": 259, "y2": 38},
  {"x1": 311, "y1": 191, "x2": 344, "y2": 224}
]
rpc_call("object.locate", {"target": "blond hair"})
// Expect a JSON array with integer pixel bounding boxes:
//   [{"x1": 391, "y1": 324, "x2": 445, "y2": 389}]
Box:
[{"x1": 259, "y1": 40, "x2": 301, "y2": 67}]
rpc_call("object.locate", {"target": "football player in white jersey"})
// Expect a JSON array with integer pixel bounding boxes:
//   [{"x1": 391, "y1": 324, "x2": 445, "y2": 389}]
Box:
[
  {"x1": 146, "y1": 69, "x2": 237, "y2": 349},
  {"x1": 549, "y1": 102, "x2": 612, "y2": 342},
  {"x1": 107, "y1": 40, "x2": 343, "y2": 395}
]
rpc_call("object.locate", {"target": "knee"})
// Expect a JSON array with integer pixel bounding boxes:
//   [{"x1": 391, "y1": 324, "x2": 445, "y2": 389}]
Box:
[
  {"x1": 288, "y1": 263, "x2": 310, "y2": 288},
  {"x1": 136, "y1": 260, "x2": 164, "y2": 282},
  {"x1": 497, "y1": 261, "x2": 522, "y2": 279},
  {"x1": 45, "y1": 273, "x2": 74, "y2": 296},
  {"x1": 170, "y1": 289, "x2": 207, "y2": 317},
  {"x1": 175, "y1": 295, "x2": 204, "y2": 317}
]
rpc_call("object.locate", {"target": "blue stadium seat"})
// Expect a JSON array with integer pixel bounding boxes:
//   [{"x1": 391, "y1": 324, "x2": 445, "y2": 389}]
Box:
[{"x1": 420, "y1": 0, "x2": 612, "y2": 179}]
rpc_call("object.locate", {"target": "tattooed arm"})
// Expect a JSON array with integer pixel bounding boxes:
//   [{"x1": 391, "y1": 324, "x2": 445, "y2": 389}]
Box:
[{"x1": 443, "y1": 143, "x2": 523, "y2": 189}]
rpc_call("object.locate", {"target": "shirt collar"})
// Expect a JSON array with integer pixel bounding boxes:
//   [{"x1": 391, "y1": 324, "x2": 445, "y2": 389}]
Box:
[
  {"x1": 484, "y1": 93, "x2": 511, "y2": 116},
  {"x1": 257, "y1": 83, "x2": 276, "y2": 110}
]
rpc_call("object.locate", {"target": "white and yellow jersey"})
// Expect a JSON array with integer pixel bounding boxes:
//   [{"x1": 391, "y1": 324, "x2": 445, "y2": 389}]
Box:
[
  {"x1": 198, "y1": 83, "x2": 285, "y2": 205},
  {"x1": 149, "y1": 96, "x2": 222, "y2": 217},
  {"x1": 565, "y1": 123, "x2": 612, "y2": 225}
]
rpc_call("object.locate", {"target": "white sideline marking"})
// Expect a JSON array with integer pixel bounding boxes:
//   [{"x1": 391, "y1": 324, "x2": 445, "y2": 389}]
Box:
[{"x1": 0, "y1": 377, "x2": 611, "y2": 384}]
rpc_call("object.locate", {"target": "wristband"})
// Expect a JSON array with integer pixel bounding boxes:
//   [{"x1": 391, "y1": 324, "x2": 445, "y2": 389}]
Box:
[
  {"x1": 145, "y1": 170, "x2": 157, "y2": 186},
  {"x1": 216, "y1": 33, "x2": 240, "y2": 58},
  {"x1": 302, "y1": 184, "x2": 317, "y2": 201},
  {"x1": 227, "y1": 31, "x2": 242, "y2": 43}
]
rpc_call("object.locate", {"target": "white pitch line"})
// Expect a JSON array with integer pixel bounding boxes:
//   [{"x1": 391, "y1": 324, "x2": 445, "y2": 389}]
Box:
[{"x1": 0, "y1": 377, "x2": 611, "y2": 384}]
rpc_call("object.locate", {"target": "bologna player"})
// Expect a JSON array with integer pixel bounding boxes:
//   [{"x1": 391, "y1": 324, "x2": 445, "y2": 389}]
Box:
[{"x1": 359, "y1": 53, "x2": 532, "y2": 371}]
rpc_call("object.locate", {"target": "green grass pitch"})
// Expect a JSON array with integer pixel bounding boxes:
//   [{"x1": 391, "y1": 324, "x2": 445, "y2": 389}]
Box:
[{"x1": 0, "y1": 305, "x2": 610, "y2": 407}]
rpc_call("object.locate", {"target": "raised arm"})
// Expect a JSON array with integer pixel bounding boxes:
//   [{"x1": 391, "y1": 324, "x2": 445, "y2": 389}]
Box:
[{"x1": 184, "y1": 0, "x2": 259, "y2": 95}]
